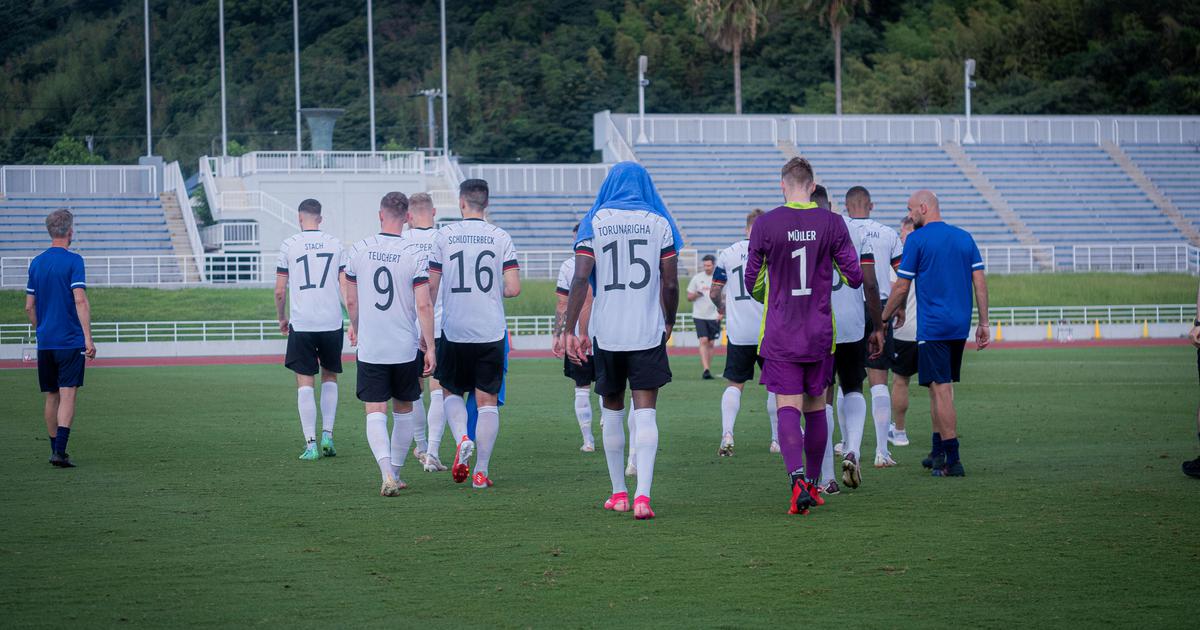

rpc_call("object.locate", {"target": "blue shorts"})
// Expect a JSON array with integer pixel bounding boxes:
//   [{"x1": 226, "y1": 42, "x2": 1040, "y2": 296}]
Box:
[
  {"x1": 37, "y1": 348, "x2": 86, "y2": 392},
  {"x1": 917, "y1": 339, "x2": 965, "y2": 387}
]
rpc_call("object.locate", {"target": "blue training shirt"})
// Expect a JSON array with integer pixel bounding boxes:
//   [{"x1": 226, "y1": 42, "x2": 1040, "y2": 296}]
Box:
[
  {"x1": 896, "y1": 221, "x2": 984, "y2": 341},
  {"x1": 26, "y1": 247, "x2": 87, "y2": 350}
]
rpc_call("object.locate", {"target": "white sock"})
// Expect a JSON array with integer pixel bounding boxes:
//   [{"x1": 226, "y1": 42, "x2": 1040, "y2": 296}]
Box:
[
  {"x1": 297, "y1": 386, "x2": 317, "y2": 443},
  {"x1": 822, "y1": 404, "x2": 835, "y2": 483},
  {"x1": 390, "y1": 410, "x2": 416, "y2": 477},
  {"x1": 633, "y1": 408, "x2": 659, "y2": 499},
  {"x1": 626, "y1": 402, "x2": 638, "y2": 467},
  {"x1": 601, "y1": 407, "x2": 627, "y2": 494},
  {"x1": 574, "y1": 387, "x2": 593, "y2": 444},
  {"x1": 870, "y1": 383, "x2": 892, "y2": 457},
  {"x1": 366, "y1": 412, "x2": 392, "y2": 480},
  {"x1": 319, "y1": 381, "x2": 337, "y2": 436},
  {"x1": 835, "y1": 386, "x2": 847, "y2": 444},
  {"x1": 474, "y1": 406, "x2": 499, "y2": 476},
  {"x1": 767, "y1": 392, "x2": 779, "y2": 442},
  {"x1": 844, "y1": 391, "x2": 868, "y2": 459},
  {"x1": 443, "y1": 394, "x2": 469, "y2": 444},
  {"x1": 427, "y1": 389, "x2": 446, "y2": 456},
  {"x1": 412, "y1": 398, "x2": 428, "y2": 454},
  {"x1": 720, "y1": 386, "x2": 741, "y2": 439}
]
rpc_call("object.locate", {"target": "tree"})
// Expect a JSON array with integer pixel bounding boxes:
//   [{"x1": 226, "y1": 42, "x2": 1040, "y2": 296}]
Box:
[
  {"x1": 804, "y1": 0, "x2": 870, "y2": 116},
  {"x1": 689, "y1": 0, "x2": 775, "y2": 115},
  {"x1": 46, "y1": 135, "x2": 104, "y2": 165}
]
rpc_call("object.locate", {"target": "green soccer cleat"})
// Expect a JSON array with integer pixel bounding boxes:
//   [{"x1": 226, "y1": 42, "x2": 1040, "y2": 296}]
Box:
[
  {"x1": 299, "y1": 443, "x2": 320, "y2": 461},
  {"x1": 320, "y1": 434, "x2": 337, "y2": 457}
]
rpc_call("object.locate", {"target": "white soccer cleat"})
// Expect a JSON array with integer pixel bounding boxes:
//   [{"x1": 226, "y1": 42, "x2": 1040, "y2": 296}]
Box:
[
  {"x1": 423, "y1": 453, "x2": 448, "y2": 472},
  {"x1": 888, "y1": 425, "x2": 910, "y2": 447},
  {"x1": 769, "y1": 440, "x2": 781, "y2": 454},
  {"x1": 413, "y1": 447, "x2": 427, "y2": 464},
  {"x1": 580, "y1": 441, "x2": 595, "y2": 453},
  {"x1": 834, "y1": 442, "x2": 845, "y2": 457},
  {"x1": 380, "y1": 477, "x2": 404, "y2": 497},
  {"x1": 874, "y1": 452, "x2": 898, "y2": 468}
]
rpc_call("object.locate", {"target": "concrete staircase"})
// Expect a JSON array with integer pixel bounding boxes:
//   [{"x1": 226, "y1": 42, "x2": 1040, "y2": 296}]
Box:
[
  {"x1": 942, "y1": 142, "x2": 1039, "y2": 247},
  {"x1": 1102, "y1": 141, "x2": 1200, "y2": 246},
  {"x1": 160, "y1": 192, "x2": 203, "y2": 282}
]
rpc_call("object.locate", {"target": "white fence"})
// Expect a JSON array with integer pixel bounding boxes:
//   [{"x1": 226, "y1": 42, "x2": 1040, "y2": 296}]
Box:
[
  {"x1": 163, "y1": 160, "x2": 206, "y2": 282},
  {"x1": 790, "y1": 117, "x2": 943, "y2": 145},
  {"x1": 201, "y1": 221, "x2": 260, "y2": 250},
  {"x1": 465, "y1": 164, "x2": 611, "y2": 194},
  {"x1": 1071, "y1": 244, "x2": 1199, "y2": 274},
  {"x1": 1112, "y1": 118, "x2": 1200, "y2": 145},
  {"x1": 985, "y1": 304, "x2": 1194, "y2": 326},
  {"x1": 979, "y1": 246, "x2": 1056, "y2": 274},
  {"x1": 217, "y1": 190, "x2": 299, "y2": 228},
  {"x1": 206, "y1": 151, "x2": 425, "y2": 177},
  {"x1": 625, "y1": 116, "x2": 778, "y2": 145},
  {"x1": 0, "y1": 165, "x2": 157, "y2": 196},
  {"x1": 952, "y1": 117, "x2": 1103, "y2": 145}
]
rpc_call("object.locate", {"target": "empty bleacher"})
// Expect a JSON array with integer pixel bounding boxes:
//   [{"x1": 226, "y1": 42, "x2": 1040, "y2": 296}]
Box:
[
  {"x1": 485, "y1": 193, "x2": 594, "y2": 251},
  {"x1": 0, "y1": 195, "x2": 175, "y2": 257},
  {"x1": 1122, "y1": 144, "x2": 1200, "y2": 230}
]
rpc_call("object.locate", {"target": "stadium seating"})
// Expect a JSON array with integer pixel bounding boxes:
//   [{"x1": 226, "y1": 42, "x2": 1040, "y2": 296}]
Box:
[
  {"x1": 0, "y1": 195, "x2": 176, "y2": 258},
  {"x1": 485, "y1": 193, "x2": 595, "y2": 250},
  {"x1": 1121, "y1": 144, "x2": 1200, "y2": 231}
]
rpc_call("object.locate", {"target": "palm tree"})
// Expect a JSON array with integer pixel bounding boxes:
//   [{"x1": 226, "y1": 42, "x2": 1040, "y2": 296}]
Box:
[
  {"x1": 689, "y1": 0, "x2": 775, "y2": 115},
  {"x1": 804, "y1": 0, "x2": 870, "y2": 115}
]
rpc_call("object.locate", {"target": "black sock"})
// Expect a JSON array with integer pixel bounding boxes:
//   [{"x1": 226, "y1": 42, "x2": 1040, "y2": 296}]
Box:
[
  {"x1": 931, "y1": 432, "x2": 944, "y2": 457},
  {"x1": 49, "y1": 433, "x2": 57, "y2": 454},
  {"x1": 943, "y1": 437, "x2": 960, "y2": 466},
  {"x1": 54, "y1": 426, "x2": 70, "y2": 454}
]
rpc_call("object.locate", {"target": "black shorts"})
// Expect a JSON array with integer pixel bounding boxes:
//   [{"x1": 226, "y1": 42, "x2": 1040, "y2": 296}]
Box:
[
  {"x1": 695, "y1": 318, "x2": 721, "y2": 340},
  {"x1": 918, "y1": 339, "x2": 966, "y2": 387},
  {"x1": 435, "y1": 337, "x2": 505, "y2": 396},
  {"x1": 832, "y1": 339, "x2": 866, "y2": 393},
  {"x1": 593, "y1": 336, "x2": 672, "y2": 397},
  {"x1": 285, "y1": 327, "x2": 344, "y2": 375},
  {"x1": 564, "y1": 353, "x2": 595, "y2": 388},
  {"x1": 723, "y1": 343, "x2": 762, "y2": 383},
  {"x1": 891, "y1": 339, "x2": 919, "y2": 377},
  {"x1": 37, "y1": 348, "x2": 86, "y2": 392},
  {"x1": 864, "y1": 312, "x2": 892, "y2": 371},
  {"x1": 357, "y1": 352, "x2": 424, "y2": 403}
]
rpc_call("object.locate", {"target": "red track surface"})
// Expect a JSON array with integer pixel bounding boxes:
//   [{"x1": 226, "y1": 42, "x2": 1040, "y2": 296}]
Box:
[{"x1": 0, "y1": 338, "x2": 1188, "y2": 370}]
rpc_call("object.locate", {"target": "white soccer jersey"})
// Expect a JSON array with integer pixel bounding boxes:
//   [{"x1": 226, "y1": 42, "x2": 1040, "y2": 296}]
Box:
[
  {"x1": 556, "y1": 256, "x2": 584, "y2": 336},
  {"x1": 849, "y1": 217, "x2": 903, "y2": 299},
  {"x1": 344, "y1": 233, "x2": 429, "y2": 365},
  {"x1": 428, "y1": 219, "x2": 517, "y2": 344},
  {"x1": 576, "y1": 208, "x2": 677, "y2": 352},
  {"x1": 276, "y1": 230, "x2": 345, "y2": 332},
  {"x1": 400, "y1": 226, "x2": 444, "y2": 338},
  {"x1": 831, "y1": 216, "x2": 873, "y2": 344},
  {"x1": 713, "y1": 239, "x2": 763, "y2": 346},
  {"x1": 893, "y1": 279, "x2": 919, "y2": 342}
]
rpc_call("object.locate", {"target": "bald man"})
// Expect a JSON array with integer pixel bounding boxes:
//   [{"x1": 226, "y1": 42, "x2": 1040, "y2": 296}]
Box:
[{"x1": 882, "y1": 190, "x2": 990, "y2": 478}]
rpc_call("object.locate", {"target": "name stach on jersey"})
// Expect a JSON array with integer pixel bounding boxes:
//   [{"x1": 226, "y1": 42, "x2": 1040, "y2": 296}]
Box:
[{"x1": 277, "y1": 230, "x2": 345, "y2": 333}]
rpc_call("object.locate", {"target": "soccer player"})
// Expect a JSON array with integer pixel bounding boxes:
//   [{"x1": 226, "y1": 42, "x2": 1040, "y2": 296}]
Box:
[
  {"x1": 744, "y1": 157, "x2": 876, "y2": 515},
  {"x1": 400, "y1": 192, "x2": 449, "y2": 472},
  {"x1": 344, "y1": 192, "x2": 437, "y2": 496},
  {"x1": 1183, "y1": 280, "x2": 1200, "y2": 479},
  {"x1": 882, "y1": 190, "x2": 990, "y2": 478},
  {"x1": 687, "y1": 254, "x2": 721, "y2": 379},
  {"x1": 25, "y1": 208, "x2": 96, "y2": 467},
  {"x1": 427, "y1": 179, "x2": 521, "y2": 489},
  {"x1": 274, "y1": 198, "x2": 346, "y2": 461},
  {"x1": 561, "y1": 161, "x2": 680, "y2": 520},
  {"x1": 845, "y1": 186, "x2": 904, "y2": 458},
  {"x1": 553, "y1": 223, "x2": 597, "y2": 452},
  {"x1": 710, "y1": 209, "x2": 779, "y2": 455},
  {"x1": 889, "y1": 217, "x2": 919, "y2": 448}
]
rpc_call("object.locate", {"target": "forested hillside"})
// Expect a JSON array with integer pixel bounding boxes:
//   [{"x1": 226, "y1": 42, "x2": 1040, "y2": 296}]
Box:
[{"x1": 2, "y1": 0, "x2": 1198, "y2": 170}]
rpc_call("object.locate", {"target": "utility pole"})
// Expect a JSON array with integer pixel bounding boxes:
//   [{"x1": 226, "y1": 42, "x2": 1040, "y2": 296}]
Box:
[
  {"x1": 637, "y1": 55, "x2": 649, "y2": 144},
  {"x1": 143, "y1": 0, "x2": 152, "y2": 156},
  {"x1": 963, "y1": 58, "x2": 977, "y2": 145}
]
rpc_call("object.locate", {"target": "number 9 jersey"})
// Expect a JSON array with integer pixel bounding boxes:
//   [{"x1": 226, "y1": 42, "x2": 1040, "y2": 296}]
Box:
[
  {"x1": 344, "y1": 232, "x2": 429, "y2": 365},
  {"x1": 428, "y1": 218, "x2": 518, "y2": 344},
  {"x1": 575, "y1": 208, "x2": 677, "y2": 352}
]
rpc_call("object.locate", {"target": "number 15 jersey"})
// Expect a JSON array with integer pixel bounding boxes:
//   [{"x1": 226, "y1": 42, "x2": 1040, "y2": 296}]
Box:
[
  {"x1": 428, "y1": 218, "x2": 518, "y2": 344},
  {"x1": 576, "y1": 208, "x2": 677, "y2": 352}
]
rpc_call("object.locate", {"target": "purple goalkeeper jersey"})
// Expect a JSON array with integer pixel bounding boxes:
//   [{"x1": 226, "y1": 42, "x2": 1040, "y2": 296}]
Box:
[{"x1": 744, "y1": 202, "x2": 863, "y2": 363}]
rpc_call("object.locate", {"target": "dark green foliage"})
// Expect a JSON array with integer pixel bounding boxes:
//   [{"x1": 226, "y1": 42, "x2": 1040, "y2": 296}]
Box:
[{"x1": 1, "y1": 1, "x2": 1198, "y2": 170}]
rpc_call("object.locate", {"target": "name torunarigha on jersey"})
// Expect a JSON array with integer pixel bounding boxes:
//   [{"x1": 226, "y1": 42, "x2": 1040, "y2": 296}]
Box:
[{"x1": 744, "y1": 202, "x2": 863, "y2": 363}]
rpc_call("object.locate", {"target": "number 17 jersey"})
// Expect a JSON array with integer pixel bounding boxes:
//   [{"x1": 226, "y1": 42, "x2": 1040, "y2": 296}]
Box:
[
  {"x1": 276, "y1": 230, "x2": 345, "y2": 332},
  {"x1": 576, "y1": 208, "x2": 677, "y2": 352},
  {"x1": 428, "y1": 218, "x2": 518, "y2": 344}
]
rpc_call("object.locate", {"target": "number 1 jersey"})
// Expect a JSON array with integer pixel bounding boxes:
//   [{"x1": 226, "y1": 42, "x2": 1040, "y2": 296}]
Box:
[
  {"x1": 575, "y1": 208, "x2": 677, "y2": 352},
  {"x1": 344, "y1": 233, "x2": 429, "y2": 365},
  {"x1": 712, "y1": 238, "x2": 763, "y2": 346},
  {"x1": 428, "y1": 219, "x2": 518, "y2": 344},
  {"x1": 276, "y1": 230, "x2": 346, "y2": 332}
]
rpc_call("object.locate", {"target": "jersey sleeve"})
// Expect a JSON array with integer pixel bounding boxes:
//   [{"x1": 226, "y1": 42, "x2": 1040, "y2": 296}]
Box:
[
  {"x1": 897, "y1": 232, "x2": 921, "y2": 280},
  {"x1": 969, "y1": 235, "x2": 985, "y2": 272},
  {"x1": 831, "y1": 217, "x2": 863, "y2": 289},
  {"x1": 686, "y1": 274, "x2": 702, "y2": 293},
  {"x1": 427, "y1": 231, "x2": 445, "y2": 275},
  {"x1": 858, "y1": 232, "x2": 875, "y2": 266},
  {"x1": 25, "y1": 259, "x2": 36, "y2": 295},
  {"x1": 711, "y1": 251, "x2": 728, "y2": 286},
  {"x1": 501, "y1": 234, "x2": 519, "y2": 273},
  {"x1": 334, "y1": 240, "x2": 347, "y2": 272},
  {"x1": 344, "y1": 247, "x2": 359, "y2": 284},
  {"x1": 659, "y1": 222, "x2": 677, "y2": 260},
  {"x1": 555, "y1": 262, "x2": 571, "y2": 296},
  {"x1": 412, "y1": 255, "x2": 430, "y2": 288},
  {"x1": 575, "y1": 238, "x2": 595, "y2": 259},
  {"x1": 70, "y1": 255, "x2": 87, "y2": 290},
  {"x1": 889, "y1": 231, "x2": 903, "y2": 269},
  {"x1": 276, "y1": 240, "x2": 289, "y2": 277}
]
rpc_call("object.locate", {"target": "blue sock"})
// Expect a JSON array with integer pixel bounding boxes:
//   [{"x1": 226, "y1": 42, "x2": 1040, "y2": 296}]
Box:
[
  {"x1": 54, "y1": 426, "x2": 70, "y2": 454},
  {"x1": 930, "y1": 432, "x2": 944, "y2": 457},
  {"x1": 942, "y1": 437, "x2": 960, "y2": 466},
  {"x1": 49, "y1": 433, "x2": 57, "y2": 454}
]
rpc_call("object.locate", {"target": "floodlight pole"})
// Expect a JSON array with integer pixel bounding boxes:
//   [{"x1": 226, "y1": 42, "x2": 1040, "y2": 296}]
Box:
[
  {"x1": 366, "y1": 0, "x2": 377, "y2": 153},
  {"x1": 440, "y1": 0, "x2": 449, "y2": 156},
  {"x1": 963, "y1": 58, "x2": 977, "y2": 145},
  {"x1": 637, "y1": 55, "x2": 649, "y2": 144},
  {"x1": 293, "y1": 0, "x2": 302, "y2": 151},
  {"x1": 143, "y1": 0, "x2": 152, "y2": 156},
  {"x1": 219, "y1": 0, "x2": 228, "y2": 156}
]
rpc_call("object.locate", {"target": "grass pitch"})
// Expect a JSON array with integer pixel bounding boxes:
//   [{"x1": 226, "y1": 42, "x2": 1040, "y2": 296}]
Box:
[{"x1": 1, "y1": 347, "x2": 1198, "y2": 627}]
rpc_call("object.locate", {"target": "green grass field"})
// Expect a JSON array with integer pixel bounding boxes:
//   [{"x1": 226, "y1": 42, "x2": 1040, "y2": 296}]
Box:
[
  {"x1": 1, "y1": 272, "x2": 1196, "y2": 324},
  {"x1": 1, "y1": 347, "x2": 1197, "y2": 626}
]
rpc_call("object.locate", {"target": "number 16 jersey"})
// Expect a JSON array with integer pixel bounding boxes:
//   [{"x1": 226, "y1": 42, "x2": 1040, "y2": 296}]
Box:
[
  {"x1": 428, "y1": 218, "x2": 518, "y2": 344},
  {"x1": 576, "y1": 208, "x2": 677, "y2": 352}
]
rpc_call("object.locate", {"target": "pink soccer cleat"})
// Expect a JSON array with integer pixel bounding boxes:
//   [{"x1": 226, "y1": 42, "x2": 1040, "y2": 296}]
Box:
[
  {"x1": 633, "y1": 495, "x2": 655, "y2": 520},
  {"x1": 604, "y1": 491, "x2": 630, "y2": 512}
]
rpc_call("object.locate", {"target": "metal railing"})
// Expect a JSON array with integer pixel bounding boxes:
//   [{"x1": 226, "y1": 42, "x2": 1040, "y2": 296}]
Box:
[
  {"x1": 1, "y1": 165, "x2": 157, "y2": 196},
  {"x1": 163, "y1": 161, "x2": 207, "y2": 282},
  {"x1": 1111, "y1": 118, "x2": 1200, "y2": 145},
  {"x1": 1071, "y1": 244, "x2": 1199, "y2": 274},
  {"x1": 979, "y1": 246, "x2": 1056, "y2": 274},
  {"x1": 1, "y1": 255, "x2": 205, "y2": 287},
  {"x1": 982, "y1": 304, "x2": 1193, "y2": 326},
  {"x1": 206, "y1": 151, "x2": 425, "y2": 177},
  {"x1": 952, "y1": 117, "x2": 1103, "y2": 145},
  {"x1": 789, "y1": 117, "x2": 943, "y2": 145},
  {"x1": 603, "y1": 112, "x2": 638, "y2": 163},
  {"x1": 200, "y1": 221, "x2": 260, "y2": 250},
  {"x1": 625, "y1": 116, "x2": 778, "y2": 145},
  {"x1": 218, "y1": 190, "x2": 299, "y2": 229},
  {"x1": 466, "y1": 164, "x2": 611, "y2": 194}
]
